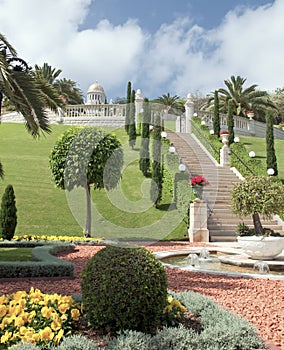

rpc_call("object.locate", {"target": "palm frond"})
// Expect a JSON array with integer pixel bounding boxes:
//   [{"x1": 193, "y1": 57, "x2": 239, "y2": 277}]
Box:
[{"x1": 7, "y1": 71, "x2": 51, "y2": 136}]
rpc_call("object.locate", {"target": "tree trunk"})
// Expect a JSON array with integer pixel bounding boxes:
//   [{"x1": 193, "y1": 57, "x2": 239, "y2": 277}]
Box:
[
  {"x1": 84, "y1": 182, "x2": 91, "y2": 237},
  {"x1": 252, "y1": 212, "x2": 264, "y2": 235}
]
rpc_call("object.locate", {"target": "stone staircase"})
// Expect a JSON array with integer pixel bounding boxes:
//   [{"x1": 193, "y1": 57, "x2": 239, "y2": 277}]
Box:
[{"x1": 168, "y1": 132, "x2": 284, "y2": 242}]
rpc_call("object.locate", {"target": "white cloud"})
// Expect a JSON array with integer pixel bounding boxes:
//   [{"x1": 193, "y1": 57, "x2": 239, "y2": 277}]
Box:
[{"x1": 0, "y1": 0, "x2": 283, "y2": 99}]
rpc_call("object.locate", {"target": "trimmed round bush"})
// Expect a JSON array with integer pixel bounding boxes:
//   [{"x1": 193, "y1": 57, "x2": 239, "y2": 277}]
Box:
[{"x1": 81, "y1": 245, "x2": 168, "y2": 334}]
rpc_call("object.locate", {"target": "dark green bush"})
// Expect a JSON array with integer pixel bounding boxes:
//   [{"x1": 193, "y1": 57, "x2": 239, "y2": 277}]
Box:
[
  {"x1": 81, "y1": 245, "x2": 168, "y2": 334},
  {"x1": 0, "y1": 184, "x2": 17, "y2": 240}
]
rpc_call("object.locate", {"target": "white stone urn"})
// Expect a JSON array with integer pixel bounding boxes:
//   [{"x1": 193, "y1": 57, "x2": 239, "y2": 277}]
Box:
[
  {"x1": 220, "y1": 132, "x2": 229, "y2": 145},
  {"x1": 237, "y1": 236, "x2": 284, "y2": 260}
]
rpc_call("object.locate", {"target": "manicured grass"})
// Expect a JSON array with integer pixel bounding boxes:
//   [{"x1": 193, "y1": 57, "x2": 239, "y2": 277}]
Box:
[
  {"x1": 0, "y1": 123, "x2": 187, "y2": 240},
  {"x1": 0, "y1": 248, "x2": 32, "y2": 261},
  {"x1": 238, "y1": 135, "x2": 284, "y2": 180}
]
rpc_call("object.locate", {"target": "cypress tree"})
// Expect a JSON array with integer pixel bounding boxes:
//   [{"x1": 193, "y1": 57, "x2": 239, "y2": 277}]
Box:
[
  {"x1": 266, "y1": 110, "x2": 278, "y2": 176},
  {"x1": 128, "y1": 89, "x2": 137, "y2": 149},
  {"x1": 0, "y1": 184, "x2": 17, "y2": 240},
  {"x1": 139, "y1": 98, "x2": 151, "y2": 176},
  {"x1": 125, "y1": 81, "x2": 131, "y2": 134},
  {"x1": 227, "y1": 99, "x2": 235, "y2": 145},
  {"x1": 150, "y1": 113, "x2": 162, "y2": 207},
  {"x1": 213, "y1": 90, "x2": 220, "y2": 136}
]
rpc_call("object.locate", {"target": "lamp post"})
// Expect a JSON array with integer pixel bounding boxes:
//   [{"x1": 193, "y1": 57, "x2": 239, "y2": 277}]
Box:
[
  {"x1": 249, "y1": 151, "x2": 256, "y2": 158},
  {"x1": 267, "y1": 168, "x2": 275, "y2": 177}
]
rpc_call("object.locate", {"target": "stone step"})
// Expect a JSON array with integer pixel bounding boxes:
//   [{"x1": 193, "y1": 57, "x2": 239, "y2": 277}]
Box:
[{"x1": 168, "y1": 131, "x2": 284, "y2": 242}]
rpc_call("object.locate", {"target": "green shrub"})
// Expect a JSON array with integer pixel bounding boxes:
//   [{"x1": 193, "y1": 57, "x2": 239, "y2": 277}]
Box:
[
  {"x1": 191, "y1": 117, "x2": 222, "y2": 162},
  {"x1": 0, "y1": 184, "x2": 17, "y2": 240},
  {"x1": 236, "y1": 222, "x2": 250, "y2": 236},
  {"x1": 175, "y1": 179, "x2": 192, "y2": 227},
  {"x1": 81, "y1": 245, "x2": 168, "y2": 334}
]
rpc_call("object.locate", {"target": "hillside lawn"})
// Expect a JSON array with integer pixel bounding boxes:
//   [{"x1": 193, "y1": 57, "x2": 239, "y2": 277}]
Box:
[
  {"x1": 0, "y1": 124, "x2": 282, "y2": 241},
  {"x1": 0, "y1": 123, "x2": 187, "y2": 240},
  {"x1": 239, "y1": 135, "x2": 284, "y2": 180}
]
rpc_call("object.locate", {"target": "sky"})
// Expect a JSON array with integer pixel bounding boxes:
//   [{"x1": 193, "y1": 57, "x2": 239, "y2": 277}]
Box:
[{"x1": 0, "y1": 0, "x2": 282, "y2": 101}]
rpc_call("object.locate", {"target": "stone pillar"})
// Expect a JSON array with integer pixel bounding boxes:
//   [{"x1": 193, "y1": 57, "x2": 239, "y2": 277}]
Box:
[
  {"x1": 220, "y1": 146, "x2": 230, "y2": 166},
  {"x1": 220, "y1": 133, "x2": 230, "y2": 166},
  {"x1": 135, "y1": 89, "x2": 143, "y2": 128},
  {"x1": 184, "y1": 93, "x2": 194, "y2": 133},
  {"x1": 176, "y1": 115, "x2": 181, "y2": 132},
  {"x1": 188, "y1": 201, "x2": 209, "y2": 242},
  {"x1": 248, "y1": 119, "x2": 255, "y2": 136}
]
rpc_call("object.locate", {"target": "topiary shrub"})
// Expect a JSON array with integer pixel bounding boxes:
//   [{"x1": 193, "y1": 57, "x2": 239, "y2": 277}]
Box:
[
  {"x1": 0, "y1": 184, "x2": 17, "y2": 240},
  {"x1": 81, "y1": 245, "x2": 168, "y2": 334}
]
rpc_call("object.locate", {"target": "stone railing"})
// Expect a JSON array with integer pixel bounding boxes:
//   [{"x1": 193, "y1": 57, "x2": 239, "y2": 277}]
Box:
[{"x1": 64, "y1": 103, "x2": 127, "y2": 118}]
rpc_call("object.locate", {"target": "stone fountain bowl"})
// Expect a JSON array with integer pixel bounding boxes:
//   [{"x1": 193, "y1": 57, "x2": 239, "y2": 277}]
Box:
[{"x1": 237, "y1": 236, "x2": 284, "y2": 260}]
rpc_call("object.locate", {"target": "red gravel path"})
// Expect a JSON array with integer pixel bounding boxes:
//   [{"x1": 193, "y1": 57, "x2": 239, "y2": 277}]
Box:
[{"x1": 0, "y1": 242, "x2": 283, "y2": 349}]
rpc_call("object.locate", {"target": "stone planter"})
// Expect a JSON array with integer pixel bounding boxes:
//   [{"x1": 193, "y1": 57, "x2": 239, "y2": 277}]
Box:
[
  {"x1": 237, "y1": 236, "x2": 284, "y2": 260},
  {"x1": 247, "y1": 112, "x2": 254, "y2": 120},
  {"x1": 220, "y1": 133, "x2": 229, "y2": 145}
]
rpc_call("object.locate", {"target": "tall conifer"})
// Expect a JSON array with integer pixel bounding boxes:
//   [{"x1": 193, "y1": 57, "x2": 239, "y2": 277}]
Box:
[
  {"x1": 266, "y1": 110, "x2": 278, "y2": 176},
  {"x1": 139, "y1": 98, "x2": 151, "y2": 176},
  {"x1": 213, "y1": 90, "x2": 220, "y2": 136},
  {"x1": 0, "y1": 184, "x2": 17, "y2": 240},
  {"x1": 128, "y1": 89, "x2": 137, "y2": 149},
  {"x1": 151, "y1": 113, "x2": 162, "y2": 207},
  {"x1": 125, "y1": 81, "x2": 131, "y2": 134},
  {"x1": 227, "y1": 99, "x2": 235, "y2": 145}
]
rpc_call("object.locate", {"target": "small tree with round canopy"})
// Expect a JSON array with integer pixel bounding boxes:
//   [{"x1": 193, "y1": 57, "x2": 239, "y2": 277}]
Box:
[
  {"x1": 231, "y1": 175, "x2": 284, "y2": 235},
  {"x1": 49, "y1": 127, "x2": 123, "y2": 237}
]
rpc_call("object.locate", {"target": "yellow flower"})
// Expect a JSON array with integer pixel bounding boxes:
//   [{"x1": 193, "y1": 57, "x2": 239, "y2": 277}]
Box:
[
  {"x1": 58, "y1": 303, "x2": 69, "y2": 314},
  {"x1": 27, "y1": 310, "x2": 36, "y2": 323},
  {"x1": 51, "y1": 318, "x2": 62, "y2": 331},
  {"x1": 53, "y1": 329, "x2": 64, "y2": 343},
  {"x1": 1, "y1": 330, "x2": 12, "y2": 343},
  {"x1": 71, "y1": 308, "x2": 80, "y2": 321},
  {"x1": 0, "y1": 304, "x2": 7, "y2": 318},
  {"x1": 0, "y1": 295, "x2": 9, "y2": 304},
  {"x1": 39, "y1": 326, "x2": 54, "y2": 341},
  {"x1": 14, "y1": 316, "x2": 25, "y2": 328},
  {"x1": 41, "y1": 306, "x2": 55, "y2": 319}
]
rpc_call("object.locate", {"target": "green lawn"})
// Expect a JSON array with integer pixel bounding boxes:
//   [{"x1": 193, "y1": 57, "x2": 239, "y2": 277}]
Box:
[
  {"x1": 0, "y1": 248, "x2": 32, "y2": 261},
  {"x1": 0, "y1": 123, "x2": 187, "y2": 240},
  {"x1": 238, "y1": 135, "x2": 284, "y2": 180}
]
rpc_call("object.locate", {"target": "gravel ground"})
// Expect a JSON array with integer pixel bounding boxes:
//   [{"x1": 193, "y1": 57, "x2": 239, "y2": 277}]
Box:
[{"x1": 0, "y1": 242, "x2": 283, "y2": 349}]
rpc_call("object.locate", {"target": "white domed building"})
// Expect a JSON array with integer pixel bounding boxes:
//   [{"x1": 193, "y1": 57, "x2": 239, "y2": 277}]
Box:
[{"x1": 86, "y1": 81, "x2": 106, "y2": 105}]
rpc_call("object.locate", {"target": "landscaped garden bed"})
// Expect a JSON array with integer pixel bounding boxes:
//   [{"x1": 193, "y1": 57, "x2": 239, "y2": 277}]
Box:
[{"x1": 0, "y1": 242, "x2": 283, "y2": 349}]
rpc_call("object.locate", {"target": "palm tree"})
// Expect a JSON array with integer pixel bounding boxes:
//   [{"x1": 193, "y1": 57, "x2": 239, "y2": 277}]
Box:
[
  {"x1": 34, "y1": 63, "x2": 83, "y2": 105},
  {"x1": 152, "y1": 93, "x2": 182, "y2": 114},
  {"x1": 34, "y1": 63, "x2": 62, "y2": 84},
  {"x1": 0, "y1": 33, "x2": 63, "y2": 177},
  {"x1": 53, "y1": 78, "x2": 84, "y2": 105},
  {"x1": 0, "y1": 34, "x2": 59, "y2": 135},
  {"x1": 204, "y1": 75, "x2": 277, "y2": 122}
]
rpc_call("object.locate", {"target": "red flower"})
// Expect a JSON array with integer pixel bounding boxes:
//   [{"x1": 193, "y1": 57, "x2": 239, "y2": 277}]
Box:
[
  {"x1": 220, "y1": 130, "x2": 230, "y2": 135},
  {"x1": 190, "y1": 176, "x2": 208, "y2": 187}
]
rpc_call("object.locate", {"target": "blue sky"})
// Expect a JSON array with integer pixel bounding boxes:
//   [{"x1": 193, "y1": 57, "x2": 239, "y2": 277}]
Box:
[
  {"x1": 0, "y1": 0, "x2": 282, "y2": 101},
  {"x1": 82, "y1": 0, "x2": 270, "y2": 32}
]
